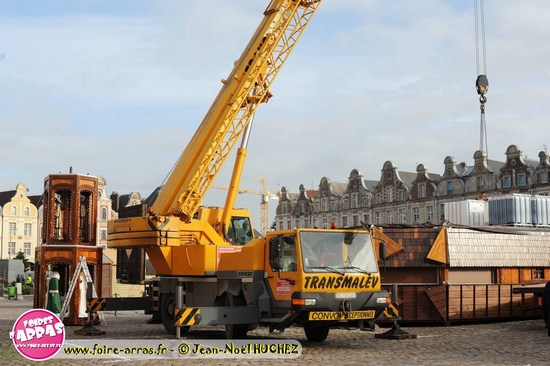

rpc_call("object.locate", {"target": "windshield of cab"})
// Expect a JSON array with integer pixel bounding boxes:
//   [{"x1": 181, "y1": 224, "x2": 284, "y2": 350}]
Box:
[{"x1": 300, "y1": 231, "x2": 378, "y2": 274}]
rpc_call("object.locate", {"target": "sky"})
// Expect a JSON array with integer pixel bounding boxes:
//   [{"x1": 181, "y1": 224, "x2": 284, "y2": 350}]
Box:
[{"x1": 1, "y1": 0, "x2": 550, "y2": 228}]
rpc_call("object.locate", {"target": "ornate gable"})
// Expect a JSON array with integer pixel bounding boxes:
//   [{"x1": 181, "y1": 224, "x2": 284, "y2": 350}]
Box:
[
  {"x1": 442, "y1": 156, "x2": 459, "y2": 179},
  {"x1": 497, "y1": 144, "x2": 534, "y2": 191},
  {"x1": 534, "y1": 150, "x2": 550, "y2": 186},
  {"x1": 411, "y1": 164, "x2": 439, "y2": 199}
]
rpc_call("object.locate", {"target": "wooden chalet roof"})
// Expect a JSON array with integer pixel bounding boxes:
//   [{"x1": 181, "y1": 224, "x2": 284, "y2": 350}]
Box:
[
  {"x1": 370, "y1": 226, "x2": 404, "y2": 260},
  {"x1": 377, "y1": 226, "x2": 443, "y2": 268},
  {"x1": 445, "y1": 227, "x2": 550, "y2": 268},
  {"x1": 381, "y1": 224, "x2": 550, "y2": 269}
]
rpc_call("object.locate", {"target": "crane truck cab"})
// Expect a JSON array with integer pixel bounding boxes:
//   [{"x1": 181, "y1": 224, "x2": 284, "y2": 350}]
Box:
[
  {"x1": 110, "y1": 208, "x2": 389, "y2": 341},
  {"x1": 215, "y1": 227, "x2": 390, "y2": 341},
  {"x1": 143, "y1": 220, "x2": 390, "y2": 341}
]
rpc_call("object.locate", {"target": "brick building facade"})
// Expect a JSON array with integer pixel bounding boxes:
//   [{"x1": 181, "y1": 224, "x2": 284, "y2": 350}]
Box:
[{"x1": 275, "y1": 145, "x2": 550, "y2": 230}]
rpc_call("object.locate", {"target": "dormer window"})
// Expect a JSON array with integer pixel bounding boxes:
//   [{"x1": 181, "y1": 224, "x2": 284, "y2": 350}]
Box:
[
  {"x1": 476, "y1": 176, "x2": 485, "y2": 191},
  {"x1": 503, "y1": 175, "x2": 511, "y2": 189},
  {"x1": 518, "y1": 173, "x2": 527, "y2": 187},
  {"x1": 418, "y1": 183, "x2": 426, "y2": 198},
  {"x1": 351, "y1": 193, "x2": 359, "y2": 208},
  {"x1": 447, "y1": 181, "x2": 454, "y2": 195},
  {"x1": 385, "y1": 187, "x2": 394, "y2": 202},
  {"x1": 398, "y1": 190, "x2": 405, "y2": 201}
]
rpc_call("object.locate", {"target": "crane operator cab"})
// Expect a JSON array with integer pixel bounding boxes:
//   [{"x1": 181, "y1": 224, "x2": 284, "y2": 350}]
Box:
[{"x1": 226, "y1": 216, "x2": 254, "y2": 245}]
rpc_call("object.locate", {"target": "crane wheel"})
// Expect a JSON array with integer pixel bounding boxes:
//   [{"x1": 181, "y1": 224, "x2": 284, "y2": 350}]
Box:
[
  {"x1": 224, "y1": 293, "x2": 249, "y2": 339},
  {"x1": 304, "y1": 324, "x2": 330, "y2": 342},
  {"x1": 160, "y1": 292, "x2": 189, "y2": 335}
]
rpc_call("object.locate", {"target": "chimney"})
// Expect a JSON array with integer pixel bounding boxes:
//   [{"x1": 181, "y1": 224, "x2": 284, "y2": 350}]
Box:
[{"x1": 110, "y1": 191, "x2": 120, "y2": 212}]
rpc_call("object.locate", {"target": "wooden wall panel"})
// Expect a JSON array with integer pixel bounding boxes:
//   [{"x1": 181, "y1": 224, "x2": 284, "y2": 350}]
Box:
[
  {"x1": 383, "y1": 283, "x2": 542, "y2": 324},
  {"x1": 499, "y1": 268, "x2": 520, "y2": 284},
  {"x1": 425, "y1": 285, "x2": 447, "y2": 320},
  {"x1": 101, "y1": 263, "x2": 112, "y2": 298}
]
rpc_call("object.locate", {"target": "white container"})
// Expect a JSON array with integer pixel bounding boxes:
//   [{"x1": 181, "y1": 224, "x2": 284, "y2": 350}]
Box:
[
  {"x1": 530, "y1": 195, "x2": 550, "y2": 226},
  {"x1": 488, "y1": 194, "x2": 534, "y2": 226},
  {"x1": 444, "y1": 200, "x2": 488, "y2": 226}
]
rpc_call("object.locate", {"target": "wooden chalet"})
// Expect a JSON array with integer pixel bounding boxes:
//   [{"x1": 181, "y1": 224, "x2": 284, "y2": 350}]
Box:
[{"x1": 376, "y1": 225, "x2": 550, "y2": 324}]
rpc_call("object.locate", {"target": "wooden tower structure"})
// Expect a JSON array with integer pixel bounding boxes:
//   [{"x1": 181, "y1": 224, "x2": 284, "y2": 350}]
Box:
[{"x1": 34, "y1": 171, "x2": 103, "y2": 325}]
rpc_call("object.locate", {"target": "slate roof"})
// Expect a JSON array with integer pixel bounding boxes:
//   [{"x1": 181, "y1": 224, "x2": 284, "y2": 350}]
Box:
[
  {"x1": 306, "y1": 190, "x2": 319, "y2": 199},
  {"x1": 363, "y1": 179, "x2": 378, "y2": 192},
  {"x1": 285, "y1": 192, "x2": 299, "y2": 201},
  {"x1": 29, "y1": 195, "x2": 43, "y2": 207},
  {"x1": 459, "y1": 159, "x2": 506, "y2": 178},
  {"x1": 424, "y1": 172, "x2": 443, "y2": 182},
  {"x1": 488, "y1": 159, "x2": 507, "y2": 174},
  {"x1": 330, "y1": 182, "x2": 347, "y2": 196},
  {"x1": 118, "y1": 193, "x2": 143, "y2": 208},
  {"x1": 0, "y1": 190, "x2": 16, "y2": 206},
  {"x1": 395, "y1": 171, "x2": 417, "y2": 186},
  {"x1": 144, "y1": 186, "x2": 162, "y2": 207},
  {"x1": 447, "y1": 227, "x2": 550, "y2": 267},
  {"x1": 0, "y1": 191, "x2": 43, "y2": 207}
]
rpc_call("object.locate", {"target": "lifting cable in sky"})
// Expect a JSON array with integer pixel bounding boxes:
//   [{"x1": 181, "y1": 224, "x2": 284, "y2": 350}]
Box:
[{"x1": 474, "y1": 0, "x2": 489, "y2": 157}]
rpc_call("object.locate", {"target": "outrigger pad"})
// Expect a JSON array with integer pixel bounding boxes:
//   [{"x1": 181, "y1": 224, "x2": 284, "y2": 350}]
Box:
[{"x1": 375, "y1": 324, "x2": 417, "y2": 340}]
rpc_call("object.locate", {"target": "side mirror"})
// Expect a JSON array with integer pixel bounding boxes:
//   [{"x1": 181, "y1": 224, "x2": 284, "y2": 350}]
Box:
[
  {"x1": 379, "y1": 240, "x2": 387, "y2": 275},
  {"x1": 379, "y1": 240, "x2": 387, "y2": 261},
  {"x1": 269, "y1": 238, "x2": 283, "y2": 271}
]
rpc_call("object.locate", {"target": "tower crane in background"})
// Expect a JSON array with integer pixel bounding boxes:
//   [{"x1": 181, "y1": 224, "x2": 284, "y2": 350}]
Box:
[{"x1": 212, "y1": 176, "x2": 280, "y2": 236}]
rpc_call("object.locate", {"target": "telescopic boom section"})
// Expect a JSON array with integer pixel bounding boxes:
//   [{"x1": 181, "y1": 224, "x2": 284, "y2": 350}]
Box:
[{"x1": 151, "y1": 0, "x2": 322, "y2": 222}]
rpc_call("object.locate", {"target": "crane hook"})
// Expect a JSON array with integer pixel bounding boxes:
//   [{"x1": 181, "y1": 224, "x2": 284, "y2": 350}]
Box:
[
  {"x1": 476, "y1": 74, "x2": 488, "y2": 113},
  {"x1": 476, "y1": 74, "x2": 489, "y2": 95}
]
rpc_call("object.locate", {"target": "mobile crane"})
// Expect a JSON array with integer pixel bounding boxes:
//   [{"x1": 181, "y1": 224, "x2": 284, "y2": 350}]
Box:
[{"x1": 107, "y1": 0, "x2": 390, "y2": 341}]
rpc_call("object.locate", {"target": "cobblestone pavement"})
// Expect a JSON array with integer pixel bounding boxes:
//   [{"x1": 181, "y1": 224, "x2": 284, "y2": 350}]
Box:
[{"x1": 1, "y1": 297, "x2": 549, "y2": 366}]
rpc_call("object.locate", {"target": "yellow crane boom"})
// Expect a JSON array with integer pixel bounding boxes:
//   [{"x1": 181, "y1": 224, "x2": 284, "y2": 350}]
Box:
[
  {"x1": 151, "y1": 0, "x2": 321, "y2": 224},
  {"x1": 108, "y1": 0, "x2": 323, "y2": 275}
]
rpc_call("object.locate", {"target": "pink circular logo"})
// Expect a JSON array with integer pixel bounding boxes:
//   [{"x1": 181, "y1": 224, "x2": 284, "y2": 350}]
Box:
[{"x1": 10, "y1": 309, "x2": 65, "y2": 361}]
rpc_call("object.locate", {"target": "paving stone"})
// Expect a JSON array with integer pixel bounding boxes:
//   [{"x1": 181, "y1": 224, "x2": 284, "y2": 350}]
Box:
[{"x1": 1, "y1": 298, "x2": 549, "y2": 365}]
